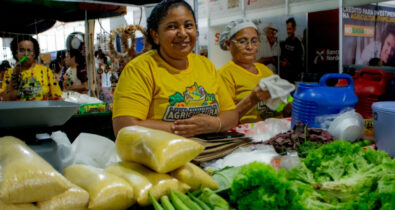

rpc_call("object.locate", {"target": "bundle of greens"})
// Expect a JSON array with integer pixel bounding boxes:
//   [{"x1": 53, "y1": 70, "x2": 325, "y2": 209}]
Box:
[
  {"x1": 229, "y1": 162, "x2": 302, "y2": 210},
  {"x1": 287, "y1": 140, "x2": 395, "y2": 210}
]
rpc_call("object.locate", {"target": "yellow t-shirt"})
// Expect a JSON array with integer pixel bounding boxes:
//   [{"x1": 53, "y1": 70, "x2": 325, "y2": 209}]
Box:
[
  {"x1": 113, "y1": 50, "x2": 236, "y2": 121},
  {"x1": 1, "y1": 64, "x2": 62, "y2": 101},
  {"x1": 219, "y1": 60, "x2": 276, "y2": 123}
]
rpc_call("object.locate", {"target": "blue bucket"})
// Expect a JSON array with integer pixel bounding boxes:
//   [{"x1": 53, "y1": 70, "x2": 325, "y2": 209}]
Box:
[
  {"x1": 291, "y1": 73, "x2": 358, "y2": 128},
  {"x1": 372, "y1": 101, "x2": 395, "y2": 157}
]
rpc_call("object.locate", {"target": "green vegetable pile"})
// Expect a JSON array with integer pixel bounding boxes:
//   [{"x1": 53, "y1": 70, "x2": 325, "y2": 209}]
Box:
[
  {"x1": 287, "y1": 140, "x2": 395, "y2": 209},
  {"x1": 150, "y1": 188, "x2": 230, "y2": 210},
  {"x1": 229, "y1": 162, "x2": 302, "y2": 210}
]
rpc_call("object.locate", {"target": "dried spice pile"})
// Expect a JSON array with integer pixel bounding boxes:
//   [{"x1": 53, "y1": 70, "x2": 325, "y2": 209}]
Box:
[{"x1": 261, "y1": 123, "x2": 333, "y2": 156}]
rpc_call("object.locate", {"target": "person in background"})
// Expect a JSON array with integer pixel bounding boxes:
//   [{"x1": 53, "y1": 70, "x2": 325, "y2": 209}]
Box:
[
  {"x1": 218, "y1": 18, "x2": 291, "y2": 124},
  {"x1": 0, "y1": 60, "x2": 11, "y2": 88},
  {"x1": 112, "y1": 0, "x2": 239, "y2": 137},
  {"x1": 0, "y1": 35, "x2": 62, "y2": 101},
  {"x1": 280, "y1": 17, "x2": 304, "y2": 84},
  {"x1": 379, "y1": 23, "x2": 395, "y2": 66},
  {"x1": 256, "y1": 23, "x2": 280, "y2": 73},
  {"x1": 49, "y1": 51, "x2": 67, "y2": 86},
  {"x1": 63, "y1": 49, "x2": 88, "y2": 93}
]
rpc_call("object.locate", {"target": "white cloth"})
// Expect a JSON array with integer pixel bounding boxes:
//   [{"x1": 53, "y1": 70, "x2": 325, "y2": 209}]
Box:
[
  {"x1": 259, "y1": 75, "x2": 295, "y2": 111},
  {"x1": 65, "y1": 67, "x2": 82, "y2": 86},
  {"x1": 256, "y1": 36, "x2": 280, "y2": 73}
]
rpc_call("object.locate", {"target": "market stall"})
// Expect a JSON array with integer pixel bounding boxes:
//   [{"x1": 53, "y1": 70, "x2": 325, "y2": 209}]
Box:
[{"x1": 0, "y1": 0, "x2": 395, "y2": 209}]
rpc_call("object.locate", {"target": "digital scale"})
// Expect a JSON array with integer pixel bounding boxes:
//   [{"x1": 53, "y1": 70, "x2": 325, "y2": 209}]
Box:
[{"x1": 0, "y1": 101, "x2": 80, "y2": 172}]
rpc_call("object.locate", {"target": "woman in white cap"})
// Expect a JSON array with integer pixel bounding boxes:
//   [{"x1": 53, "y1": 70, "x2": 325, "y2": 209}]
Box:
[{"x1": 218, "y1": 18, "x2": 290, "y2": 123}]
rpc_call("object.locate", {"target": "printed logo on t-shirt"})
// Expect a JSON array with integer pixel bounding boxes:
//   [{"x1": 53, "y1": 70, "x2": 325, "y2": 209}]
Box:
[{"x1": 163, "y1": 82, "x2": 219, "y2": 121}]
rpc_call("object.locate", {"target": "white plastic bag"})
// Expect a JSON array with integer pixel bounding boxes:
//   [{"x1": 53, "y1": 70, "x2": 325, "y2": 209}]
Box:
[
  {"x1": 51, "y1": 131, "x2": 73, "y2": 172},
  {"x1": 203, "y1": 144, "x2": 278, "y2": 170},
  {"x1": 328, "y1": 110, "x2": 364, "y2": 142},
  {"x1": 245, "y1": 118, "x2": 291, "y2": 142},
  {"x1": 71, "y1": 133, "x2": 120, "y2": 169}
]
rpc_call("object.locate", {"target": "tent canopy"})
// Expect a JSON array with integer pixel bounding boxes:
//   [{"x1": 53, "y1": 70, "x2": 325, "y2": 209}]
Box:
[{"x1": 0, "y1": 0, "x2": 161, "y2": 36}]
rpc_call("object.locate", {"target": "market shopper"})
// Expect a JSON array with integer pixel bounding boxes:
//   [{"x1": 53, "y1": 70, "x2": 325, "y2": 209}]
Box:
[
  {"x1": 256, "y1": 23, "x2": 280, "y2": 73},
  {"x1": 218, "y1": 18, "x2": 291, "y2": 123},
  {"x1": 0, "y1": 35, "x2": 62, "y2": 101},
  {"x1": 63, "y1": 49, "x2": 88, "y2": 93},
  {"x1": 280, "y1": 17, "x2": 304, "y2": 84},
  {"x1": 112, "y1": 0, "x2": 239, "y2": 137}
]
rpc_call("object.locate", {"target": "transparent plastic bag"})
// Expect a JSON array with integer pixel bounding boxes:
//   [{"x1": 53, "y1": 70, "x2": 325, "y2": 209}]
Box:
[
  {"x1": 106, "y1": 162, "x2": 190, "y2": 206},
  {"x1": 64, "y1": 164, "x2": 135, "y2": 210},
  {"x1": 245, "y1": 118, "x2": 291, "y2": 142},
  {"x1": 0, "y1": 136, "x2": 71, "y2": 203},
  {"x1": 116, "y1": 126, "x2": 204, "y2": 173},
  {"x1": 71, "y1": 133, "x2": 120, "y2": 169},
  {"x1": 37, "y1": 184, "x2": 89, "y2": 210},
  {"x1": 327, "y1": 110, "x2": 364, "y2": 142},
  {"x1": 170, "y1": 162, "x2": 218, "y2": 191}
]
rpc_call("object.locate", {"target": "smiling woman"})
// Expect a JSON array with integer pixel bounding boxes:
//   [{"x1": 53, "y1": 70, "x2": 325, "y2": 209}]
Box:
[{"x1": 112, "y1": 0, "x2": 239, "y2": 137}]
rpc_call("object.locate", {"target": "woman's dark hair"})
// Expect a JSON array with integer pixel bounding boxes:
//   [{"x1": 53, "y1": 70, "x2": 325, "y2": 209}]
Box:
[
  {"x1": 0, "y1": 60, "x2": 11, "y2": 72},
  {"x1": 10, "y1": 35, "x2": 40, "y2": 60},
  {"x1": 146, "y1": 0, "x2": 197, "y2": 50},
  {"x1": 68, "y1": 49, "x2": 88, "y2": 83}
]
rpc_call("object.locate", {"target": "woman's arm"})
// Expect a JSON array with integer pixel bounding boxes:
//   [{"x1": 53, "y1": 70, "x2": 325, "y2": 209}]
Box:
[
  {"x1": 171, "y1": 109, "x2": 239, "y2": 138},
  {"x1": 236, "y1": 85, "x2": 270, "y2": 117},
  {"x1": 113, "y1": 116, "x2": 174, "y2": 137}
]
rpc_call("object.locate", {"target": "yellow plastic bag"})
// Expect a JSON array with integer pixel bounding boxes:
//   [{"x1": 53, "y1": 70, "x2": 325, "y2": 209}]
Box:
[
  {"x1": 0, "y1": 200, "x2": 38, "y2": 210},
  {"x1": 0, "y1": 136, "x2": 71, "y2": 203},
  {"x1": 64, "y1": 164, "x2": 135, "y2": 210},
  {"x1": 170, "y1": 162, "x2": 219, "y2": 191},
  {"x1": 116, "y1": 126, "x2": 204, "y2": 173},
  {"x1": 36, "y1": 184, "x2": 89, "y2": 210},
  {"x1": 106, "y1": 161, "x2": 190, "y2": 206}
]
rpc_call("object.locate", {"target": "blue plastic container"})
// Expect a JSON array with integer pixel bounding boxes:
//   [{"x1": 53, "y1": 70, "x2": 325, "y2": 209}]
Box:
[
  {"x1": 372, "y1": 102, "x2": 395, "y2": 157},
  {"x1": 291, "y1": 73, "x2": 358, "y2": 128}
]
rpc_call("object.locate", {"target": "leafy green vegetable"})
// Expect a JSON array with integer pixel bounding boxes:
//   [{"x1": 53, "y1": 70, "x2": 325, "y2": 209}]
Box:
[
  {"x1": 229, "y1": 162, "x2": 302, "y2": 210},
  {"x1": 297, "y1": 141, "x2": 321, "y2": 158},
  {"x1": 197, "y1": 188, "x2": 230, "y2": 210},
  {"x1": 211, "y1": 166, "x2": 241, "y2": 193},
  {"x1": 288, "y1": 140, "x2": 395, "y2": 209}
]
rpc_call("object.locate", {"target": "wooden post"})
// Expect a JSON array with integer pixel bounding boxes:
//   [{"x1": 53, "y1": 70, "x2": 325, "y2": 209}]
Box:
[{"x1": 86, "y1": 19, "x2": 97, "y2": 97}]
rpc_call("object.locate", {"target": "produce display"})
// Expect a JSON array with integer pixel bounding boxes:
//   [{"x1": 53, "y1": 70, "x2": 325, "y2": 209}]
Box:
[
  {"x1": 287, "y1": 140, "x2": 395, "y2": 209},
  {"x1": 64, "y1": 164, "x2": 135, "y2": 209},
  {"x1": 263, "y1": 122, "x2": 333, "y2": 155},
  {"x1": 116, "y1": 126, "x2": 204, "y2": 173},
  {"x1": 150, "y1": 188, "x2": 230, "y2": 210},
  {"x1": 0, "y1": 136, "x2": 71, "y2": 204},
  {"x1": 211, "y1": 140, "x2": 395, "y2": 210},
  {"x1": 36, "y1": 184, "x2": 89, "y2": 210},
  {"x1": 106, "y1": 161, "x2": 190, "y2": 206},
  {"x1": 1, "y1": 124, "x2": 394, "y2": 210}
]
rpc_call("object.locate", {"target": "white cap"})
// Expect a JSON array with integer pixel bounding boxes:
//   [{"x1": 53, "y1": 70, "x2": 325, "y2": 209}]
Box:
[{"x1": 219, "y1": 18, "x2": 258, "y2": 51}]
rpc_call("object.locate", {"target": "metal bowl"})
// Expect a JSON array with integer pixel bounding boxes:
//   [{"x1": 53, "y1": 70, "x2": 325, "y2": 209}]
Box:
[{"x1": 0, "y1": 101, "x2": 80, "y2": 128}]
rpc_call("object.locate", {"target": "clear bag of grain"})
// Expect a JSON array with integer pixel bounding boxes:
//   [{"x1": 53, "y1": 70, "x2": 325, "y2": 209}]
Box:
[
  {"x1": 64, "y1": 164, "x2": 134, "y2": 209},
  {"x1": 116, "y1": 126, "x2": 204, "y2": 173},
  {"x1": 170, "y1": 162, "x2": 218, "y2": 191},
  {"x1": 106, "y1": 161, "x2": 190, "y2": 206},
  {"x1": 0, "y1": 136, "x2": 71, "y2": 203},
  {"x1": 36, "y1": 184, "x2": 89, "y2": 210},
  {"x1": 0, "y1": 200, "x2": 38, "y2": 210}
]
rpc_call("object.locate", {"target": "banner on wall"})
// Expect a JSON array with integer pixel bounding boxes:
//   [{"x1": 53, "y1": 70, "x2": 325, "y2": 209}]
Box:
[
  {"x1": 253, "y1": 13, "x2": 307, "y2": 83},
  {"x1": 308, "y1": 9, "x2": 339, "y2": 75},
  {"x1": 342, "y1": 4, "x2": 395, "y2": 67}
]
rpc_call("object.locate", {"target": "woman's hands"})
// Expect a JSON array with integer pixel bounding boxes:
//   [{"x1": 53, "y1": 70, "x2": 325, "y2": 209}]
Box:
[
  {"x1": 251, "y1": 84, "x2": 270, "y2": 103},
  {"x1": 172, "y1": 114, "x2": 221, "y2": 138}
]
